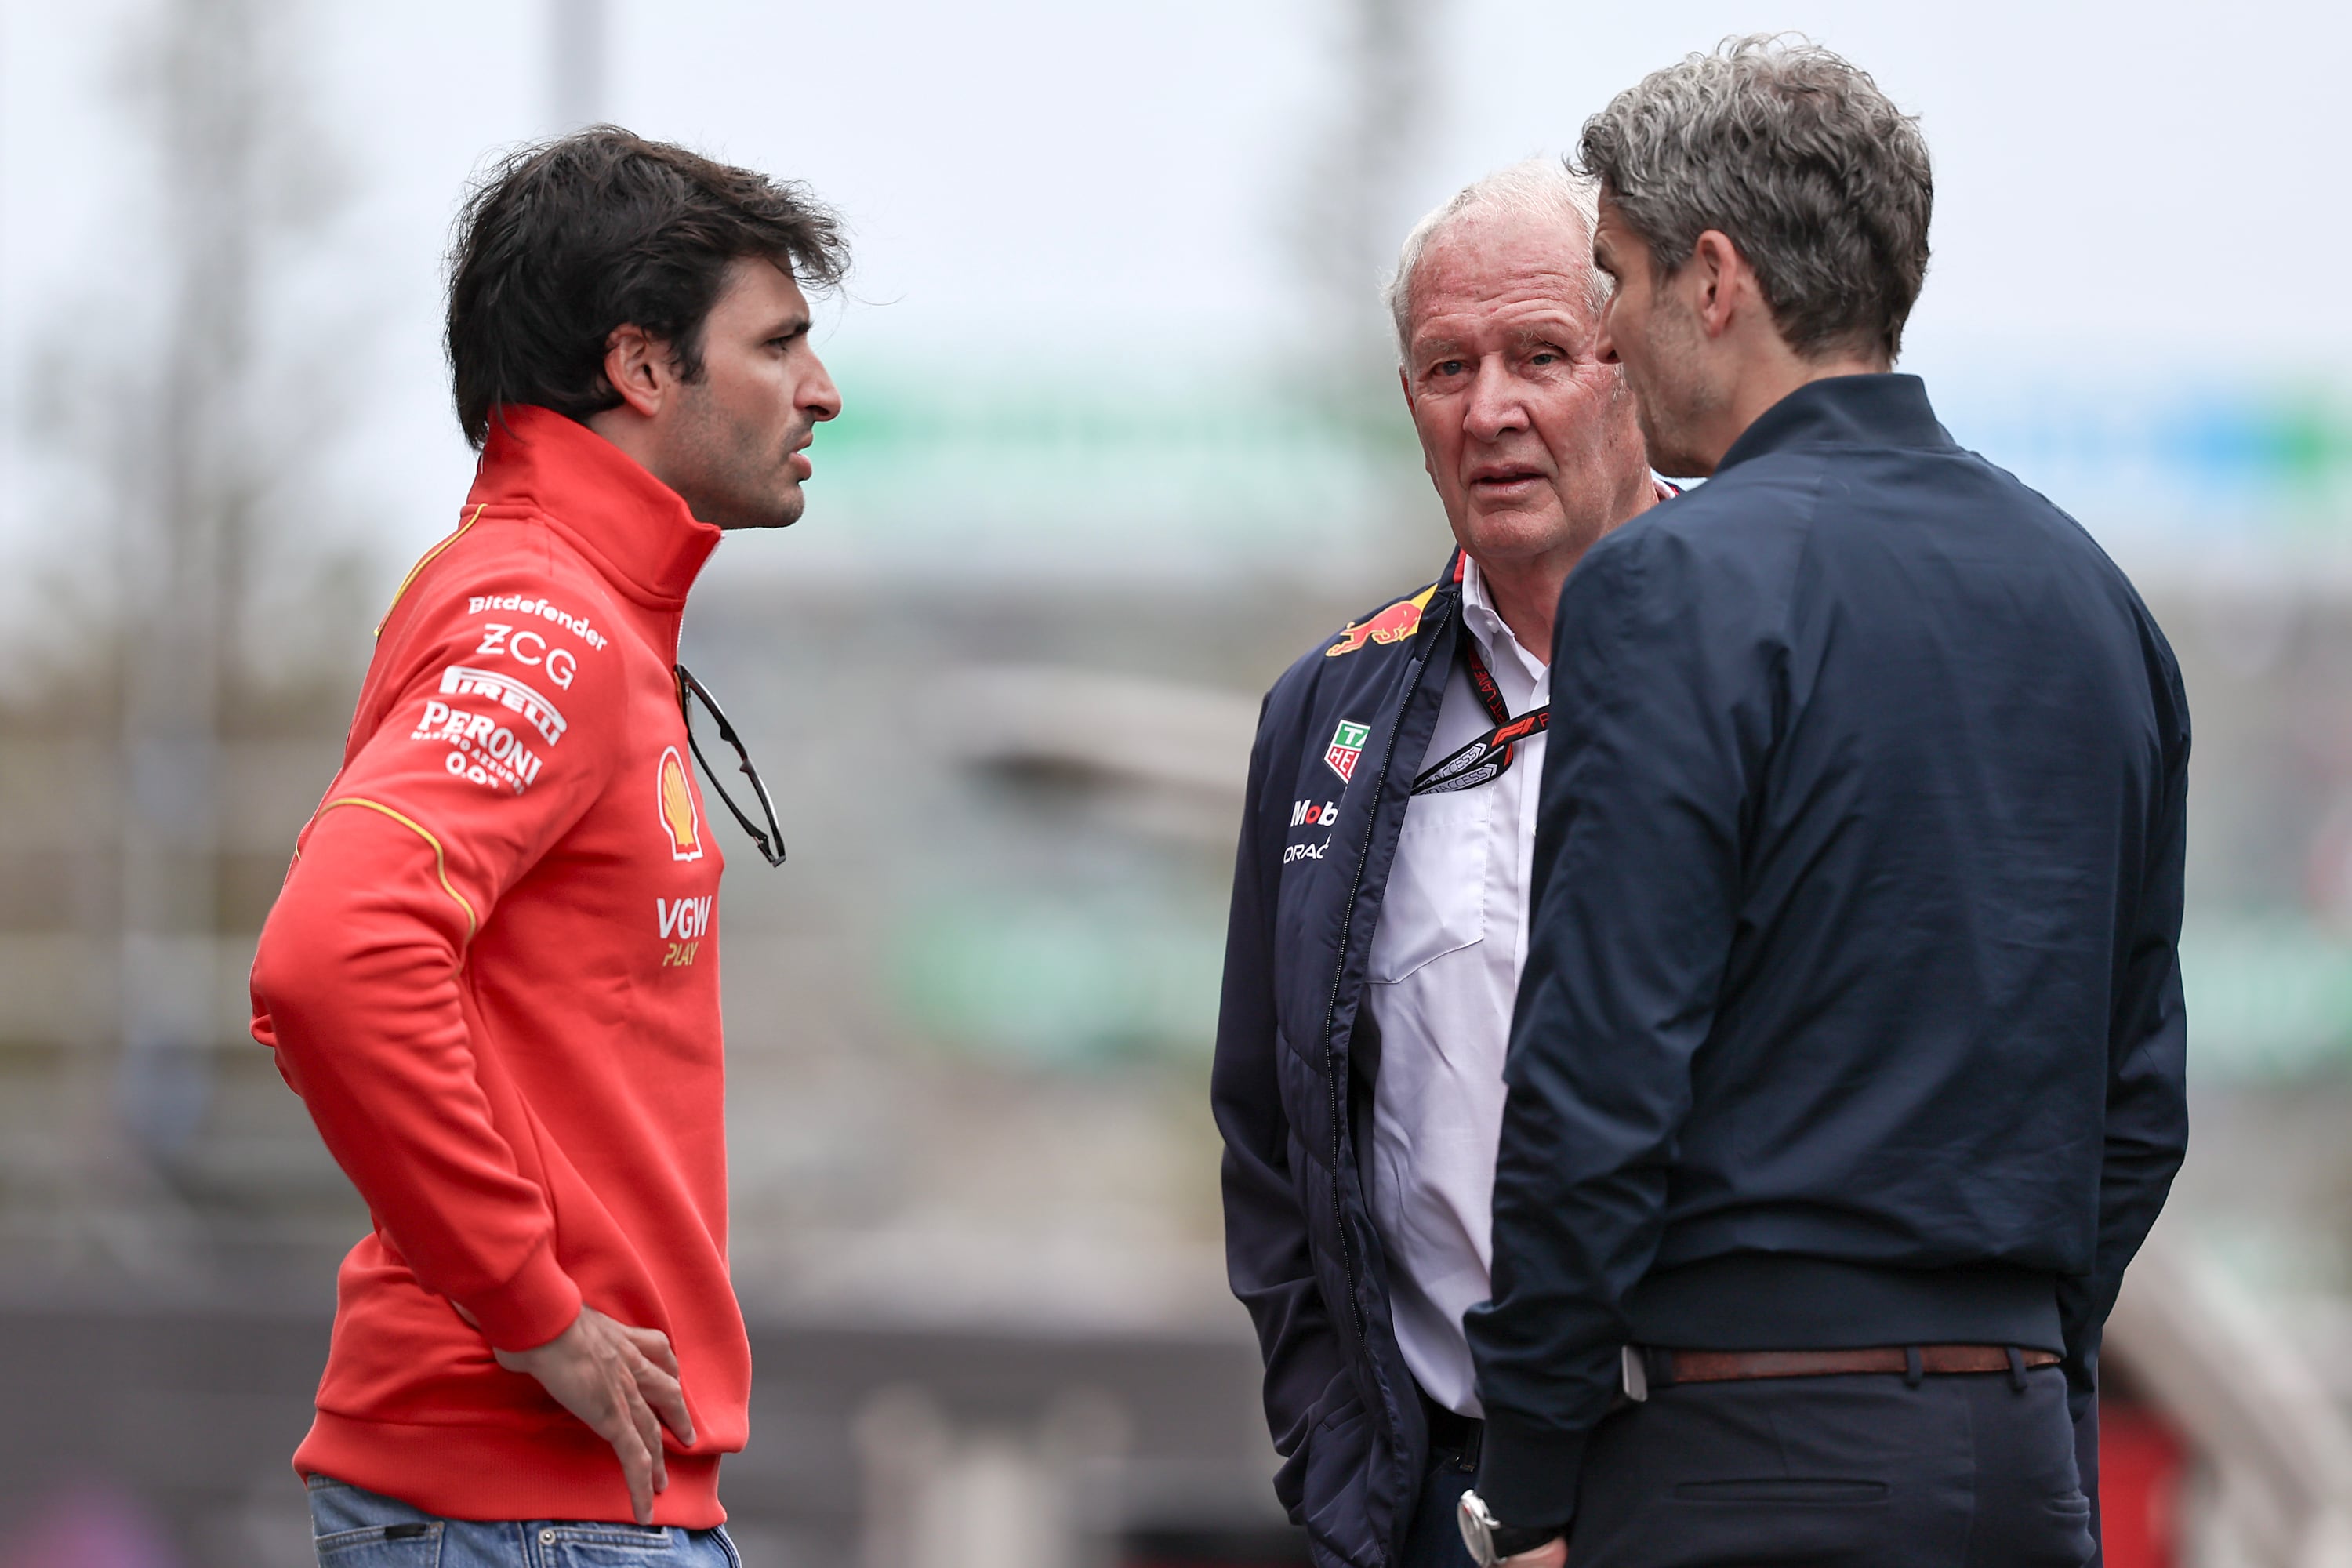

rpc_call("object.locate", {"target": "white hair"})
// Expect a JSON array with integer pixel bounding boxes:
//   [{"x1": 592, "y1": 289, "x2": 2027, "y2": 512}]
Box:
[{"x1": 1383, "y1": 158, "x2": 1606, "y2": 360}]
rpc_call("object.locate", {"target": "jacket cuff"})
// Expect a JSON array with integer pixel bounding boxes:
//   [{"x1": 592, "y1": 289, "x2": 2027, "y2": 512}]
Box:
[
  {"x1": 459, "y1": 1237, "x2": 583, "y2": 1352},
  {"x1": 1474, "y1": 1414, "x2": 1590, "y2": 1532}
]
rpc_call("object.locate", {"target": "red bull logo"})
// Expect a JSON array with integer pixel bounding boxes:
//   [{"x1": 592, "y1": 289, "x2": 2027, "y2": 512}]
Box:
[{"x1": 1326, "y1": 586, "x2": 1437, "y2": 657}]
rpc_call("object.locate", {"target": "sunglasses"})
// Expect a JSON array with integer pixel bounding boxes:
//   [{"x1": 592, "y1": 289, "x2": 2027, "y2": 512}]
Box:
[{"x1": 673, "y1": 663, "x2": 786, "y2": 867}]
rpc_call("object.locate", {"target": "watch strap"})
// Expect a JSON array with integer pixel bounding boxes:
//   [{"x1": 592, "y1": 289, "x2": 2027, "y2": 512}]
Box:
[{"x1": 1487, "y1": 1521, "x2": 1566, "y2": 1558}]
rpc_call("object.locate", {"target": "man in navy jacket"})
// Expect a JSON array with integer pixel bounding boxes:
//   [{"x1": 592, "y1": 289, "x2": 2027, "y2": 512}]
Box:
[{"x1": 1455, "y1": 39, "x2": 2190, "y2": 1568}]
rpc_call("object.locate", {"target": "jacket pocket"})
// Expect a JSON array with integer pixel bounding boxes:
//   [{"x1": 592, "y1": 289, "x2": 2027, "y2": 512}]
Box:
[
  {"x1": 1367, "y1": 792, "x2": 1490, "y2": 983},
  {"x1": 1298, "y1": 1397, "x2": 1383, "y2": 1563},
  {"x1": 1272, "y1": 1376, "x2": 1361, "y2": 1520}
]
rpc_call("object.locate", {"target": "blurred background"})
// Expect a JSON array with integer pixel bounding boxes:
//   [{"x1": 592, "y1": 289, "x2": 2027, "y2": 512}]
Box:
[{"x1": 2, "y1": 0, "x2": 2350, "y2": 1563}]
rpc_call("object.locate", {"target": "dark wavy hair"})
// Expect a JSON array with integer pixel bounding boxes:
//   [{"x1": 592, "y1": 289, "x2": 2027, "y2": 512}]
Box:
[{"x1": 445, "y1": 127, "x2": 848, "y2": 448}]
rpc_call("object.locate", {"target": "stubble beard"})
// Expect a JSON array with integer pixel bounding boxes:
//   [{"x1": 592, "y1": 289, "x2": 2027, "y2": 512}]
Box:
[
  {"x1": 670, "y1": 385, "x2": 807, "y2": 532},
  {"x1": 1626, "y1": 299, "x2": 1720, "y2": 481},
  {"x1": 1634, "y1": 394, "x2": 1702, "y2": 482}
]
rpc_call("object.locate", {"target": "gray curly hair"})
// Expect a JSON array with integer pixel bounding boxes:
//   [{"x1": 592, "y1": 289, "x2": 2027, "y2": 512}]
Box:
[
  {"x1": 1384, "y1": 158, "x2": 1606, "y2": 361},
  {"x1": 1575, "y1": 34, "x2": 1932, "y2": 363}
]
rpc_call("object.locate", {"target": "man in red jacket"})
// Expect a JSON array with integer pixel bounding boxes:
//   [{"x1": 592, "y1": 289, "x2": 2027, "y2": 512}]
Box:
[{"x1": 249, "y1": 128, "x2": 844, "y2": 1559}]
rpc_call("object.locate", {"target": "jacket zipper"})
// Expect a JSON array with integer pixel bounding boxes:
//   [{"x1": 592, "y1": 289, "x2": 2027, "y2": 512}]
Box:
[{"x1": 1317, "y1": 632, "x2": 1442, "y2": 1359}]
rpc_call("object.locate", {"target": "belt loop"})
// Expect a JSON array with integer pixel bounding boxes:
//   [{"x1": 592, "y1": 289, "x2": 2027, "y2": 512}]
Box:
[
  {"x1": 2005, "y1": 1345, "x2": 2027, "y2": 1392},
  {"x1": 1647, "y1": 1347, "x2": 1674, "y2": 1391},
  {"x1": 1903, "y1": 1346, "x2": 1924, "y2": 1388}
]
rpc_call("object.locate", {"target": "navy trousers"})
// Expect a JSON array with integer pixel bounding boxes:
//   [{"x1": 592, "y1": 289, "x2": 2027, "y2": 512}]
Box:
[
  {"x1": 1399, "y1": 1410, "x2": 1479, "y2": 1568},
  {"x1": 1563, "y1": 1364, "x2": 2095, "y2": 1567}
]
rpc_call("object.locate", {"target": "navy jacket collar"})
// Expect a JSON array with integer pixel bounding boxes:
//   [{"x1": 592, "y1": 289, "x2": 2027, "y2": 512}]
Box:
[{"x1": 1715, "y1": 373, "x2": 1955, "y2": 476}]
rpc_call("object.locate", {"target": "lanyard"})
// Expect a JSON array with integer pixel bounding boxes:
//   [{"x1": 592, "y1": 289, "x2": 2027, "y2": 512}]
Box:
[{"x1": 1410, "y1": 634, "x2": 1549, "y2": 796}]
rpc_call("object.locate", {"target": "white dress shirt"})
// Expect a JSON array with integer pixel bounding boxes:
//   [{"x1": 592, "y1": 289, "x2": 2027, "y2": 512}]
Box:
[{"x1": 1364, "y1": 556, "x2": 1548, "y2": 1418}]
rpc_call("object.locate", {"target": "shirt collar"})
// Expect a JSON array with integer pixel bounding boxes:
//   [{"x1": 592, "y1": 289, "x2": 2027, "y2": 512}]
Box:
[
  {"x1": 1714, "y1": 372, "x2": 1956, "y2": 477},
  {"x1": 1452, "y1": 477, "x2": 1675, "y2": 678},
  {"x1": 466, "y1": 404, "x2": 724, "y2": 608},
  {"x1": 1458, "y1": 554, "x2": 1548, "y2": 683}
]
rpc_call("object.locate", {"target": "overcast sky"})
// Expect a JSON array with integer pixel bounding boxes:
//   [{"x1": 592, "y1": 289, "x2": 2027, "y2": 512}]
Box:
[{"x1": 4, "y1": 0, "x2": 2346, "y2": 580}]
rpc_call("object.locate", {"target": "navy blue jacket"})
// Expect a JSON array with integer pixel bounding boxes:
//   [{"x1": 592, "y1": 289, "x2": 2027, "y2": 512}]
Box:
[
  {"x1": 1213, "y1": 555, "x2": 1477, "y2": 1567},
  {"x1": 1465, "y1": 375, "x2": 2192, "y2": 1529}
]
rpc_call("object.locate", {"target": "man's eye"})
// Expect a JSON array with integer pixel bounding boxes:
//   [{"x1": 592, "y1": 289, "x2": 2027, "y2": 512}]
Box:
[
  {"x1": 1432, "y1": 360, "x2": 1465, "y2": 376},
  {"x1": 1530, "y1": 350, "x2": 1561, "y2": 366}
]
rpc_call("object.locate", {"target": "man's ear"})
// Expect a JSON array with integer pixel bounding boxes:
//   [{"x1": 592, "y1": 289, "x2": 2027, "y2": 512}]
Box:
[
  {"x1": 1686, "y1": 230, "x2": 1746, "y2": 341},
  {"x1": 602, "y1": 324, "x2": 673, "y2": 419}
]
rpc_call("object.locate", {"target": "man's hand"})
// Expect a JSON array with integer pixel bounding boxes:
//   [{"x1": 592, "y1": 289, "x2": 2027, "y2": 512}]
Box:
[
  {"x1": 493, "y1": 1305, "x2": 696, "y2": 1524},
  {"x1": 1504, "y1": 1540, "x2": 1568, "y2": 1568}
]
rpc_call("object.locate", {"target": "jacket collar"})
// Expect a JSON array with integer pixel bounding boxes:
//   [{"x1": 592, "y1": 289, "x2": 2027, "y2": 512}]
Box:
[
  {"x1": 1715, "y1": 373, "x2": 1955, "y2": 477},
  {"x1": 466, "y1": 405, "x2": 723, "y2": 608}
]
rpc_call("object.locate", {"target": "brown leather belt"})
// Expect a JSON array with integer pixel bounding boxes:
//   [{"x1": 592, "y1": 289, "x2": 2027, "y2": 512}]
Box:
[{"x1": 1660, "y1": 1345, "x2": 2061, "y2": 1385}]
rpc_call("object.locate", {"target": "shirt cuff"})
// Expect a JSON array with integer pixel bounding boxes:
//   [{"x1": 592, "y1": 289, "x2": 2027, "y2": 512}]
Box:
[
  {"x1": 457, "y1": 1236, "x2": 583, "y2": 1352},
  {"x1": 1474, "y1": 1413, "x2": 1591, "y2": 1532}
]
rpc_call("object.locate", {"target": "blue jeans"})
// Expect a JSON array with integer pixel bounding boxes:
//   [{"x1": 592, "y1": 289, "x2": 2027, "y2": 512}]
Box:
[{"x1": 306, "y1": 1475, "x2": 742, "y2": 1568}]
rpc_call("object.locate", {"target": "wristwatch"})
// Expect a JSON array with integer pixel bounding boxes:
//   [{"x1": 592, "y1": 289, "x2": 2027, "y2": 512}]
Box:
[{"x1": 1457, "y1": 1489, "x2": 1563, "y2": 1567}]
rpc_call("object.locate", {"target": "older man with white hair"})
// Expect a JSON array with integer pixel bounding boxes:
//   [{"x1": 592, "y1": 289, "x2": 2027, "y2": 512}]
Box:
[{"x1": 1211, "y1": 160, "x2": 1666, "y2": 1568}]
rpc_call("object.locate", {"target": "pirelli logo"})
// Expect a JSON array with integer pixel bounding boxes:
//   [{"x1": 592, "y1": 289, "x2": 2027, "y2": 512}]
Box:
[{"x1": 437, "y1": 665, "x2": 567, "y2": 746}]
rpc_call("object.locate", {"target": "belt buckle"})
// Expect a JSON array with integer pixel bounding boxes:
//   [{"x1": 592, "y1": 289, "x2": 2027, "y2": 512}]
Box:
[{"x1": 1621, "y1": 1345, "x2": 1649, "y2": 1403}]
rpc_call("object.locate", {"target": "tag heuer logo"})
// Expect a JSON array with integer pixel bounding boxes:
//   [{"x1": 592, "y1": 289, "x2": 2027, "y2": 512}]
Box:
[{"x1": 1325, "y1": 720, "x2": 1370, "y2": 782}]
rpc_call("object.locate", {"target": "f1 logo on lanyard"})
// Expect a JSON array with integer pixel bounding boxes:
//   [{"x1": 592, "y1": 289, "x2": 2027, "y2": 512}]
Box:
[{"x1": 1411, "y1": 638, "x2": 1548, "y2": 797}]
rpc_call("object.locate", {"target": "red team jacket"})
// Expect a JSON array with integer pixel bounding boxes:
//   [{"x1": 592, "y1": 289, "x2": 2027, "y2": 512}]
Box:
[{"x1": 249, "y1": 405, "x2": 740, "y2": 1524}]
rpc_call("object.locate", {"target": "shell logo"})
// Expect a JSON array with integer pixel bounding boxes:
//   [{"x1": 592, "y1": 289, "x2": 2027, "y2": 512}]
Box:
[{"x1": 657, "y1": 746, "x2": 703, "y2": 862}]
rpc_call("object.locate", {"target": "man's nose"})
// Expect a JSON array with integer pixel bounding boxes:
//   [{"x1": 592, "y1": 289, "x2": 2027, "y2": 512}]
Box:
[
  {"x1": 1463, "y1": 357, "x2": 1526, "y2": 440},
  {"x1": 804, "y1": 354, "x2": 843, "y2": 423},
  {"x1": 1595, "y1": 303, "x2": 1622, "y2": 366}
]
